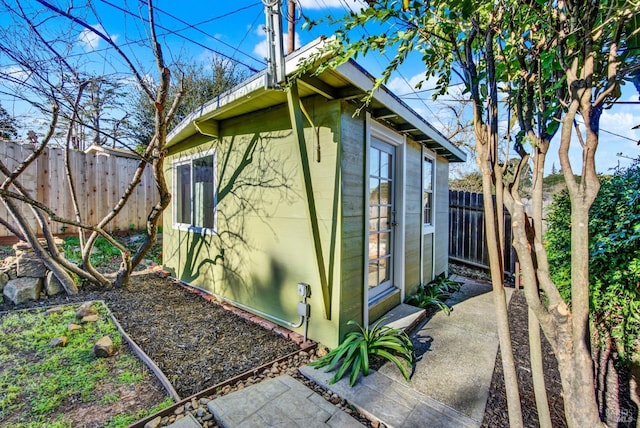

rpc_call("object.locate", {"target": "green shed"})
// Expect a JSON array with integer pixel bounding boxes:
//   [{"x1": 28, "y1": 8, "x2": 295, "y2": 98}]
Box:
[{"x1": 163, "y1": 39, "x2": 466, "y2": 348}]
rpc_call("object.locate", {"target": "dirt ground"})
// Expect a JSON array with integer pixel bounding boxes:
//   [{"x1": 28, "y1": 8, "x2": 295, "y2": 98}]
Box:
[{"x1": 2, "y1": 259, "x2": 637, "y2": 426}]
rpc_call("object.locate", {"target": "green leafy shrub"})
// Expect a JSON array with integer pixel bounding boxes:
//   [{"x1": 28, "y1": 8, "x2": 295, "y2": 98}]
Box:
[
  {"x1": 545, "y1": 160, "x2": 640, "y2": 363},
  {"x1": 405, "y1": 273, "x2": 462, "y2": 315},
  {"x1": 309, "y1": 318, "x2": 414, "y2": 386}
]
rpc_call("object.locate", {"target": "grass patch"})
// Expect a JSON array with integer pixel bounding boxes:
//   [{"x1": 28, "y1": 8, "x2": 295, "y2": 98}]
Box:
[
  {"x1": 0, "y1": 302, "x2": 172, "y2": 426},
  {"x1": 62, "y1": 233, "x2": 162, "y2": 267}
]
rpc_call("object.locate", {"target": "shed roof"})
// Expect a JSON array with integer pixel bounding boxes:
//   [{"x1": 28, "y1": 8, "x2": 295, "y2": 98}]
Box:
[{"x1": 167, "y1": 38, "x2": 466, "y2": 163}]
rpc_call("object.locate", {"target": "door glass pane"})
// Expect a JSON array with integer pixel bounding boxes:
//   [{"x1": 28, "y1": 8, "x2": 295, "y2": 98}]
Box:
[
  {"x1": 370, "y1": 178, "x2": 380, "y2": 205},
  {"x1": 368, "y1": 263, "x2": 378, "y2": 289},
  {"x1": 379, "y1": 232, "x2": 390, "y2": 258},
  {"x1": 370, "y1": 148, "x2": 380, "y2": 176},
  {"x1": 380, "y1": 152, "x2": 390, "y2": 179},
  {"x1": 368, "y1": 234, "x2": 379, "y2": 260},
  {"x1": 379, "y1": 180, "x2": 390, "y2": 205},
  {"x1": 369, "y1": 206, "x2": 379, "y2": 232},
  {"x1": 379, "y1": 257, "x2": 390, "y2": 282},
  {"x1": 380, "y1": 206, "x2": 391, "y2": 230}
]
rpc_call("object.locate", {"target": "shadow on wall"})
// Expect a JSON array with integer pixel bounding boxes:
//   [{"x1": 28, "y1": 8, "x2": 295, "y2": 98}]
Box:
[{"x1": 172, "y1": 131, "x2": 297, "y2": 293}]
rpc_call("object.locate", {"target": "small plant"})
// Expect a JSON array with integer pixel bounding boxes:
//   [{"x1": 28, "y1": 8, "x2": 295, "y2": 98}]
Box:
[
  {"x1": 405, "y1": 273, "x2": 462, "y2": 315},
  {"x1": 309, "y1": 318, "x2": 413, "y2": 386}
]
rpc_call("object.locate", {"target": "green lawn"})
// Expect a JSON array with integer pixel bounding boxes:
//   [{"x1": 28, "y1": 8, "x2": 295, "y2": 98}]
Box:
[{"x1": 0, "y1": 302, "x2": 172, "y2": 427}]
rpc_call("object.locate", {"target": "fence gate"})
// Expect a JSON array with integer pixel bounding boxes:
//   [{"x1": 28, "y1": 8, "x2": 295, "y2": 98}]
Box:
[{"x1": 448, "y1": 190, "x2": 517, "y2": 276}]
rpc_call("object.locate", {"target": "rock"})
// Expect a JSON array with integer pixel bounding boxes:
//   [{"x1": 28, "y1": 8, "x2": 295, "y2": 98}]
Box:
[
  {"x1": 0, "y1": 271, "x2": 8, "y2": 293},
  {"x1": 144, "y1": 416, "x2": 162, "y2": 428},
  {"x1": 76, "y1": 302, "x2": 97, "y2": 318},
  {"x1": 93, "y1": 336, "x2": 115, "y2": 357},
  {"x1": 174, "y1": 405, "x2": 185, "y2": 415},
  {"x1": 196, "y1": 408, "x2": 205, "y2": 417},
  {"x1": 45, "y1": 271, "x2": 64, "y2": 296},
  {"x1": 50, "y1": 336, "x2": 68, "y2": 347},
  {"x1": 3, "y1": 277, "x2": 43, "y2": 304},
  {"x1": 68, "y1": 323, "x2": 82, "y2": 331},
  {"x1": 81, "y1": 314, "x2": 99, "y2": 323},
  {"x1": 16, "y1": 255, "x2": 46, "y2": 278},
  {"x1": 46, "y1": 307, "x2": 65, "y2": 315},
  {"x1": 201, "y1": 414, "x2": 213, "y2": 422}
]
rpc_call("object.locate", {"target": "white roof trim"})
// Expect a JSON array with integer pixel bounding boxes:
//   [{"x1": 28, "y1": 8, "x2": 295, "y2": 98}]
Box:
[{"x1": 335, "y1": 61, "x2": 466, "y2": 162}]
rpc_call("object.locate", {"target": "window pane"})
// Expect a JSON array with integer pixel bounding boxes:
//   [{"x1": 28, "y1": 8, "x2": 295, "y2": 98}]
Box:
[
  {"x1": 193, "y1": 155, "x2": 215, "y2": 228},
  {"x1": 423, "y1": 158, "x2": 433, "y2": 226},
  {"x1": 176, "y1": 164, "x2": 191, "y2": 224},
  {"x1": 423, "y1": 159, "x2": 433, "y2": 191},
  {"x1": 424, "y1": 192, "x2": 432, "y2": 225}
]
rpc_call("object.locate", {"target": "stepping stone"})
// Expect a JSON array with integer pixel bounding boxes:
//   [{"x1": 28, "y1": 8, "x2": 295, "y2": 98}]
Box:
[
  {"x1": 207, "y1": 375, "x2": 363, "y2": 427},
  {"x1": 165, "y1": 414, "x2": 202, "y2": 428}
]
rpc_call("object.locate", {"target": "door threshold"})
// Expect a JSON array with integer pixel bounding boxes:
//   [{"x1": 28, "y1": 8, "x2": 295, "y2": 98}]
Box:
[{"x1": 375, "y1": 303, "x2": 426, "y2": 334}]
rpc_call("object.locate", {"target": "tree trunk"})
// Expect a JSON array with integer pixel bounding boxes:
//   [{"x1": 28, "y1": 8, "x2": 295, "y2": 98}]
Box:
[{"x1": 529, "y1": 307, "x2": 552, "y2": 427}]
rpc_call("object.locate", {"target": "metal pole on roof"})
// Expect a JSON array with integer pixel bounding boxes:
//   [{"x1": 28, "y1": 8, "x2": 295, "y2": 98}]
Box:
[{"x1": 263, "y1": 0, "x2": 285, "y2": 88}]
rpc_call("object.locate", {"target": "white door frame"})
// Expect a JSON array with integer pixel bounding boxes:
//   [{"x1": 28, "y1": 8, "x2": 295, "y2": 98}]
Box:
[{"x1": 363, "y1": 115, "x2": 406, "y2": 326}]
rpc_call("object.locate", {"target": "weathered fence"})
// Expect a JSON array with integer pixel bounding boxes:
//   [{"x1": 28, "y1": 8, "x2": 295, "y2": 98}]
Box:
[
  {"x1": 0, "y1": 141, "x2": 159, "y2": 239},
  {"x1": 448, "y1": 190, "x2": 517, "y2": 276}
]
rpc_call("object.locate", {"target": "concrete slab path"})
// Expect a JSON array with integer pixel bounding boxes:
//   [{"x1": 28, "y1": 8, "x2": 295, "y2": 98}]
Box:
[
  {"x1": 207, "y1": 375, "x2": 364, "y2": 427},
  {"x1": 301, "y1": 277, "x2": 511, "y2": 427}
]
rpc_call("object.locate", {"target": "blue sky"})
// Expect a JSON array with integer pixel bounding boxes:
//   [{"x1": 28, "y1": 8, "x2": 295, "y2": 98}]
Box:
[{"x1": 1, "y1": 0, "x2": 638, "y2": 175}]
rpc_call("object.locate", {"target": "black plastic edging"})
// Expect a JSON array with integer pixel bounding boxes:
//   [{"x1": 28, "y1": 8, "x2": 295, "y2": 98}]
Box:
[{"x1": 129, "y1": 341, "x2": 317, "y2": 428}]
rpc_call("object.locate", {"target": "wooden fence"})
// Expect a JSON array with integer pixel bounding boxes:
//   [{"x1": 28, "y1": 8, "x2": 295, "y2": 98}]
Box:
[
  {"x1": 448, "y1": 190, "x2": 517, "y2": 276},
  {"x1": 0, "y1": 141, "x2": 159, "y2": 239}
]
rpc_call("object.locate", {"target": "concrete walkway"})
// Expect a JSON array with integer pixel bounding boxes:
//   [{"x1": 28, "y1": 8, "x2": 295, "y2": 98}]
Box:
[{"x1": 169, "y1": 276, "x2": 508, "y2": 428}]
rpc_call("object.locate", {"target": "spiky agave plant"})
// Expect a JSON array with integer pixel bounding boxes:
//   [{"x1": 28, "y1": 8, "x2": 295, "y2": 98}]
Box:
[{"x1": 309, "y1": 318, "x2": 414, "y2": 386}]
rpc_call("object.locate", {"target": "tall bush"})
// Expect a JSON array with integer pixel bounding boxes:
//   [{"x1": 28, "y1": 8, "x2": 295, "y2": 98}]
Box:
[{"x1": 546, "y1": 160, "x2": 640, "y2": 363}]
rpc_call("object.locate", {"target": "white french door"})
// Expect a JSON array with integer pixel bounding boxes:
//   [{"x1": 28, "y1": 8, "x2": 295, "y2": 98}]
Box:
[{"x1": 367, "y1": 138, "x2": 396, "y2": 299}]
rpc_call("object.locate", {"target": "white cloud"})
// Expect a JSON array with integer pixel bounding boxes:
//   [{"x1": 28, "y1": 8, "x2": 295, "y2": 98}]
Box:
[
  {"x1": 78, "y1": 24, "x2": 118, "y2": 51},
  {"x1": 0, "y1": 65, "x2": 30, "y2": 83},
  {"x1": 253, "y1": 28, "x2": 301, "y2": 59},
  {"x1": 298, "y1": 0, "x2": 366, "y2": 11}
]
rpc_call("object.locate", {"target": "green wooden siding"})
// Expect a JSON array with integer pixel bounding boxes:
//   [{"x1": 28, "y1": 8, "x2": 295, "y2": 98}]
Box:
[
  {"x1": 404, "y1": 139, "x2": 422, "y2": 296},
  {"x1": 338, "y1": 102, "x2": 365, "y2": 340},
  {"x1": 163, "y1": 96, "x2": 344, "y2": 347}
]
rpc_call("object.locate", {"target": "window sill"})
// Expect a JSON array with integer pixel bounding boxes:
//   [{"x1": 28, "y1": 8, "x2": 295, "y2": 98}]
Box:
[{"x1": 173, "y1": 224, "x2": 217, "y2": 236}]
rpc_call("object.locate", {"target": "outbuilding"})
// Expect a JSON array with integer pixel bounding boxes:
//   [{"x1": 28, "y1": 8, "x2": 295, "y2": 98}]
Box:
[{"x1": 163, "y1": 39, "x2": 466, "y2": 347}]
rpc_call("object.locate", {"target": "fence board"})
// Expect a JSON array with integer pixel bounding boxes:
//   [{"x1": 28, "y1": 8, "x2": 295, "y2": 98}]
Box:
[
  {"x1": 0, "y1": 141, "x2": 159, "y2": 239},
  {"x1": 449, "y1": 190, "x2": 517, "y2": 276}
]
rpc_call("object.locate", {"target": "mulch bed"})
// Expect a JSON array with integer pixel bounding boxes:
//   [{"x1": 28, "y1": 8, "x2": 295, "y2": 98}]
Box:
[{"x1": 481, "y1": 290, "x2": 567, "y2": 427}]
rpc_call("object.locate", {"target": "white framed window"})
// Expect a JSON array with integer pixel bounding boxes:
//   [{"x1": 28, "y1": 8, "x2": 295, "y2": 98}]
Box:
[
  {"x1": 423, "y1": 155, "x2": 435, "y2": 233},
  {"x1": 173, "y1": 150, "x2": 216, "y2": 233}
]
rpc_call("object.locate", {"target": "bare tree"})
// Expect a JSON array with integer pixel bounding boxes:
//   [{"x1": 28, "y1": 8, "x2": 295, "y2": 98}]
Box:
[{"x1": 0, "y1": 0, "x2": 185, "y2": 289}]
